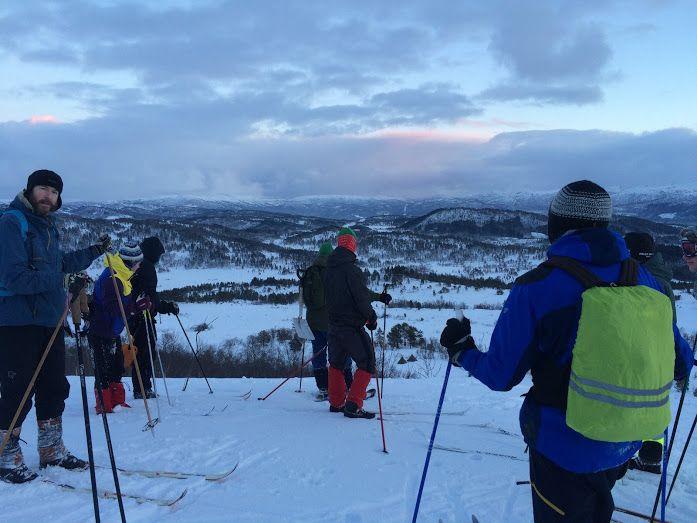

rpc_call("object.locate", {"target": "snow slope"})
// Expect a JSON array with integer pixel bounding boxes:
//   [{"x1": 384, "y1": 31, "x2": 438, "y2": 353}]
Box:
[{"x1": 3, "y1": 371, "x2": 696, "y2": 522}]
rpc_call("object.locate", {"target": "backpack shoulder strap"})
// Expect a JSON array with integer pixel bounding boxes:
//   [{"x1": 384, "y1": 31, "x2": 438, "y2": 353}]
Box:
[
  {"x1": 618, "y1": 258, "x2": 639, "y2": 287},
  {"x1": 3, "y1": 209, "x2": 28, "y2": 240},
  {"x1": 542, "y1": 256, "x2": 607, "y2": 289}
]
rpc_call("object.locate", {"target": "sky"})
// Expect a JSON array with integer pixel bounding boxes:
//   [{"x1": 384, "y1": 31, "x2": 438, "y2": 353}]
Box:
[{"x1": 0, "y1": 0, "x2": 696, "y2": 201}]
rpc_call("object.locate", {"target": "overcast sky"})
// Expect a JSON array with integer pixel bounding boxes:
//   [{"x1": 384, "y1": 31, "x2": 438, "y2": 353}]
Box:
[{"x1": 1, "y1": 0, "x2": 695, "y2": 200}]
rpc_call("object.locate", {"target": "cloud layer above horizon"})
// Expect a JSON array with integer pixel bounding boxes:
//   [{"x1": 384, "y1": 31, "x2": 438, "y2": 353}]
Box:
[{"x1": 0, "y1": 0, "x2": 695, "y2": 199}]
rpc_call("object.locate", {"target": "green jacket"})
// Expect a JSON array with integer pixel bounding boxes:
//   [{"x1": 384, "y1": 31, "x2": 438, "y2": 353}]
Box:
[
  {"x1": 303, "y1": 255, "x2": 329, "y2": 332},
  {"x1": 644, "y1": 253, "x2": 676, "y2": 322}
]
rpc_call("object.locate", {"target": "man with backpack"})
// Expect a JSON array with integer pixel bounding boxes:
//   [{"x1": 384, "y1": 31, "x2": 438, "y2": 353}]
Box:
[
  {"x1": 324, "y1": 227, "x2": 391, "y2": 419},
  {"x1": 0, "y1": 170, "x2": 110, "y2": 483},
  {"x1": 439, "y1": 181, "x2": 693, "y2": 522},
  {"x1": 300, "y1": 242, "x2": 355, "y2": 401}
]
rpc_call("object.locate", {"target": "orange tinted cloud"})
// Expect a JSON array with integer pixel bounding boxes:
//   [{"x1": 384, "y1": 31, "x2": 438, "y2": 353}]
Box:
[{"x1": 29, "y1": 115, "x2": 60, "y2": 125}]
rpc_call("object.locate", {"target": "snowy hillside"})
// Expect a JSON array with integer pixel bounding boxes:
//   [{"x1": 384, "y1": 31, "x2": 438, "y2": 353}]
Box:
[{"x1": 4, "y1": 372, "x2": 697, "y2": 522}]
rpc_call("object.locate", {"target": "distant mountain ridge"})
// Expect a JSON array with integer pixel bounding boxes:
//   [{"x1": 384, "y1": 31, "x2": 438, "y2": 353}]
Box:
[{"x1": 46, "y1": 186, "x2": 696, "y2": 224}]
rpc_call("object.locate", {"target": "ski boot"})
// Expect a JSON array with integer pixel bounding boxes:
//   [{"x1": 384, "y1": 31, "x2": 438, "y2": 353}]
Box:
[
  {"x1": 365, "y1": 388, "x2": 376, "y2": 400},
  {"x1": 0, "y1": 428, "x2": 37, "y2": 484},
  {"x1": 38, "y1": 418, "x2": 89, "y2": 471},
  {"x1": 329, "y1": 404, "x2": 344, "y2": 413},
  {"x1": 315, "y1": 389, "x2": 329, "y2": 402},
  {"x1": 343, "y1": 401, "x2": 375, "y2": 419},
  {"x1": 134, "y1": 389, "x2": 157, "y2": 400}
]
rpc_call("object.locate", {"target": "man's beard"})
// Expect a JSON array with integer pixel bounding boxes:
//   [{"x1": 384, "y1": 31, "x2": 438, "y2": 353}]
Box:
[{"x1": 32, "y1": 197, "x2": 54, "y2": 215}]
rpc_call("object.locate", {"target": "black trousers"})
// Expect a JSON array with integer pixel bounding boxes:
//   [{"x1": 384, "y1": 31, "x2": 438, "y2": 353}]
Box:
[
  {"x1": 529, "y1": 449, "x2": 628, "y2": 522},
  {"x1": 0, "y1": 325, "x2": 69, "y2": 428},
  {"x1": 128, "y1": 314, "x2": 155, "y2": 392},
  {"x1": 327, "y1": 325, "x2": 375, "y2": 374},
  {"x1": 87, "y1": 334, "x2": 124, "y2": 389}
]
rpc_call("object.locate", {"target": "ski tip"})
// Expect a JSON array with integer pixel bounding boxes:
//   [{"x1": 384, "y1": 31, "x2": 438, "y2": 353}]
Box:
[{"x1": 471, "y1": 515, "x2": 480, "y2": 523}]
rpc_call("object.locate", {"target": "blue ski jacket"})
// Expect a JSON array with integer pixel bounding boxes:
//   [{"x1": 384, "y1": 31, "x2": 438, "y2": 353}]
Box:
[
  {"x1": 458, "y1": 228, "x2": 693, "y2": 473},
  {"x1": 0, "y1": 193, "x2": 98, "y2": 328}
]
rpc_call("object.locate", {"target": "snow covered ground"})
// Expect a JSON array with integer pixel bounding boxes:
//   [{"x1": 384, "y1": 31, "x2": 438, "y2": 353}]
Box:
[{"x1": 3, "y1": 370, "x2": 697, "y2": 522}]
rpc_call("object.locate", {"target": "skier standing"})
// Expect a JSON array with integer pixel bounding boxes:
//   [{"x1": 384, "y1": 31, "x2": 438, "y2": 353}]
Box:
[
  {"x1": 0, "y1": 170, "x2": 110, "y2": 483},
  {"x1": 324, "y1": 227, "x2": 391, "y2": 418},
  {"x1": 89, "y1": 243, "x2": 150, "y2": 413},
  {"x1": 439, "y1": 181, "x2": 693, "y2": 522},
  {"x1": 128, "y1": 236, "x2": 178, "y2": 399},
  {"x1": 301, "y1": 241, "x2": 354, "y2": 400}
]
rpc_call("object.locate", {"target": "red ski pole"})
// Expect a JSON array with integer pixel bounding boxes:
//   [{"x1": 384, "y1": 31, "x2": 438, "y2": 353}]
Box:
[{"x1": 258, "y1": 345, "x2": 327, "y2": 401}]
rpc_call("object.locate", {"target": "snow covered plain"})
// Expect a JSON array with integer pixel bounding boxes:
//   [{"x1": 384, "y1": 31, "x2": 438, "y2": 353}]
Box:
[{"x1": 3, "y1": 371, "x2": 697, "y2": 522}]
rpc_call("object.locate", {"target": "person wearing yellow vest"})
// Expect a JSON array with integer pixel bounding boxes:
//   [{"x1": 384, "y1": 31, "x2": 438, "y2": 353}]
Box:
[
  {"x1": 88, "y1": 244, "x2": 151, "y2": 413},
  {"x1": 439, "y1": 181, "x2": 694, "y2": 522}
]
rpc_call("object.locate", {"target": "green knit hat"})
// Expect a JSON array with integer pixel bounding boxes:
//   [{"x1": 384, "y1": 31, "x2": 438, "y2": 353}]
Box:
[
  {"x1": 318, "y1": 241, "x2": 332, "y2": 256},
  {"x1": 338, "y1": 227, "x2": 357, "y2": 239}
]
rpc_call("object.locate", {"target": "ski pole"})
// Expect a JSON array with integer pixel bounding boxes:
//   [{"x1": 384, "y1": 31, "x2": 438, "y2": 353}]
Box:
[
  {"x1": 295, "y1": 278, "x2": 305, "y2": 393},
  {"x1": 74, "y1": 330, "x2": 100, "y2": 522},
  {"x1": 258, "y1": 345, "x2": 327, "y2": 401},
  {"x1": 0, "y1": 297, "x2": 70, "y2": 458},
  {"x1": 380, "y1": 283, "x2": 388, "y2": 399},
  {"x1": 104, "y1": 252, "x2": 157, "y2": 435},
  {"x1": 146, "y1": 311, "x2": 172, "y2": 407},
  {"x1": 371, "y1": 330, "x2": 388, "y2": 454},
  {"x1": 650, "y1": 333, "x2": 696, "y2": 521},
  {"x1": 666, "y1": 412, "x2": 697, "y2": 503},
  {"x1": 412, "y1": 360, "x2": 452, "y2": 522},
  {"x1": 661, "y1": 426, "x2": 668, "y2": 522},
  {"x1": 90, "y1": 341, "x2": 127, "y2": 523},
  {"x1": 296, "y1": 339, "x2": 306, "y2": 393},
  {"x1": 175, "y1": 314, "x2": 214, "y2": 394},
  {"x1": 142, "y1": 311, "x2": 161, "y2": 421}
]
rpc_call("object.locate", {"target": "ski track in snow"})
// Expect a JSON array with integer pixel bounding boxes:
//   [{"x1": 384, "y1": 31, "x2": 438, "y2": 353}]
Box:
[{"x1": 3, "y1": 371, "x2": 697, "y2": 522}]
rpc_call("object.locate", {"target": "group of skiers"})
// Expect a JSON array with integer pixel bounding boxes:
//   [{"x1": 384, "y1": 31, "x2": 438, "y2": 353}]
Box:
[
  {"x1": 1, "y1": 170, "x2": 697, "y2": 523},
  {"x1": 0, "y1": 170, "x2": 178, "y2": 483}
]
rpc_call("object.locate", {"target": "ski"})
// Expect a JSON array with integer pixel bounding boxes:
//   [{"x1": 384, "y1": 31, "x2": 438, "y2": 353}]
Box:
[
  {"x1": 96, "y1": 462, "x2": 239, "y2": 481},
  {"x1": 615, "y1": 505, "x2": 672, "y2": 522},
  {"x1": 433, "y1": 444, "x2": 526, "y2": 462},
  {"x1": 42, "y1": 478, "x2": 188, "y2": 506},
  {"x1": 471, "y1": 516, "x2": 480, "y2": 523}
]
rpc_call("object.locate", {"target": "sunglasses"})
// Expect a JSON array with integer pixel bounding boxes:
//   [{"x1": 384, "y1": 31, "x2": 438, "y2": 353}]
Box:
[{"x1": 682, "y1": 240, "x2": 697, "y2": 258}]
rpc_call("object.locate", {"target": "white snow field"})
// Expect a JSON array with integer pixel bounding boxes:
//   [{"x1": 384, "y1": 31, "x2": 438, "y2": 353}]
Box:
[{"x1": 2, "y1": 370, "x2": 697, "y2": 522}]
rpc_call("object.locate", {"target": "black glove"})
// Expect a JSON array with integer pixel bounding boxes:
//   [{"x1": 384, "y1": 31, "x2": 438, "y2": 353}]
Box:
[
  {"x1": 91, "y1": 234, "x2": 112, "y2": 256},
  {"x1": 440, "y1": 317, "x2": 475, "y2": 366},
  {"x1": 68, "y1": 274, "x2": 89, "y2": 300},
  {"x1": 366, "y1": 318, "x2": 378, "y2": 331},
  {"x1": 379, "y1": 291, "x2": 392, "y2": 305},
  {"x1": 159, "y1": 301, "x2": 179, "y2": 315}
]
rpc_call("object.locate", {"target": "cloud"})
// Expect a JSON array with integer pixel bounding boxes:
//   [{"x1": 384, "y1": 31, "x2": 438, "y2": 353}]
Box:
[{"x1": 1, "y1": 116, "x2": 694, "y2": 200}]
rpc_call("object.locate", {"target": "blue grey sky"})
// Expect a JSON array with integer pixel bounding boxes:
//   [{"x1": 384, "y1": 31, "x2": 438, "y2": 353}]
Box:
[{"x1": 0, "y1": 0, "x2": 695, "y2": 200}]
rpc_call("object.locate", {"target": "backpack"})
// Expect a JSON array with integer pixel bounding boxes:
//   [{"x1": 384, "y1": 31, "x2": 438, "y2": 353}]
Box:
[
  {"x1": 0, "y1": 209, "x2": 29, "y2": 297},
  {"x1": 543, "y1": 256, "x2": 674, "y2": 443},
  {"x1": 300, "y1": 264, "x2": 325, "y2": 310}
]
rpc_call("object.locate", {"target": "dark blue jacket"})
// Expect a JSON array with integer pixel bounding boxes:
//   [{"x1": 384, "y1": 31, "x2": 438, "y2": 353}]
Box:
[
  {"x1": 90, "y1": 267, "x2": 133, "y2": 338},
  {"x1": 0, "y1": 193, "x2": 98, "y2": 328},
  {"x1": 458, "y1": 228, "x2": 693, "y2": 473}
]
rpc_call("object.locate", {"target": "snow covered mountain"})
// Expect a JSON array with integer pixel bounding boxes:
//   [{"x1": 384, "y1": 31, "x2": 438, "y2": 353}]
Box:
[{"x1": 51, "y1": 186, "x2": 697, "y2": 224}]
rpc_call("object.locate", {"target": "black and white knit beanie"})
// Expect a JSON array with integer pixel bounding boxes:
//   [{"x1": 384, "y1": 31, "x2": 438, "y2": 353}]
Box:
[
  {"x1": 547, "y1": 180, "x2": 612, "y2": 243},
  {"x1": 120, "y1": 242, "x2": 143, "y2": 263}
]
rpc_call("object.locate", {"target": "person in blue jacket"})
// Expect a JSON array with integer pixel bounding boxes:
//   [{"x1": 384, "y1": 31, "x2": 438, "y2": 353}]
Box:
[
  {"x1": 439, "y1": 180, "x2": 693, "y2": 522},
  {"x1": 0, "y1": 170, "x2": 110, "y2": 484}
]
